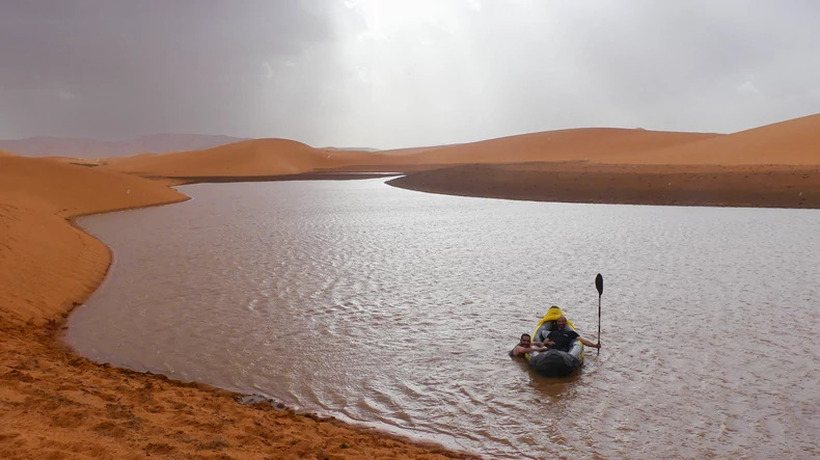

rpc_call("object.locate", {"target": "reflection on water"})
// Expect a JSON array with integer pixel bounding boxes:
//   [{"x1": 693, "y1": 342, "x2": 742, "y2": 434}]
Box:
[{"x1": 67, "y1": 179, "x2": 820, "y2": 459}]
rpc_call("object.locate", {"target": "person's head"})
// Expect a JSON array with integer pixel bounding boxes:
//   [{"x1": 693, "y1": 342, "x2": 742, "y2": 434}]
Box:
[
  {"x1": 556, "y1": 316, "x2": 567, "y2": 329},
  {"x1": 519, "y1": 333, "x2": 531, "y2": 345}
]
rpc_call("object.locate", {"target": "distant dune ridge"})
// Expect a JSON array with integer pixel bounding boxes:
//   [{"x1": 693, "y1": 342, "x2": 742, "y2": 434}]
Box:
[
  {"x1": 100, "y1": 138, "x2": 373, "y2": 177},
  {"x1": 100, "y1": 127, "x2": 725, "y2": 177},
  {"x1": 90, "y1": 113, "x2": 819, "y2": 180},
  {"x1": 0, "y1": 133, "x2": 248, "y2": 159},
  {"x1": 4, "y1": 114, "x2": 819, "y2": 175}
]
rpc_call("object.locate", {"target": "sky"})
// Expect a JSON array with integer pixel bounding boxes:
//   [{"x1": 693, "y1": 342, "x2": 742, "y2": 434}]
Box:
[{"x1": 1, "y1": 0, "x2": 819, "y2": 149}]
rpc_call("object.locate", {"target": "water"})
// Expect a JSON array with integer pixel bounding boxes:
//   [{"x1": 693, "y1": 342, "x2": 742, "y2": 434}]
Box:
[{"x1": 66, "y1": 179, "x2": 820, "y2": 459}]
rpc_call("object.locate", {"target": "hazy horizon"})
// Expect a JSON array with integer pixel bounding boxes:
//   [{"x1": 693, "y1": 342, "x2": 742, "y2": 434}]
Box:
[{"x1": 3, "y1": 0, "x2": 819, "y2": 149}]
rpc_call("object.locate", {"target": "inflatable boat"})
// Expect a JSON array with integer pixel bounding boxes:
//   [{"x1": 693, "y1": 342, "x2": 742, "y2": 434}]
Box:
[{"x1": 527, "y1": 306, "x2": 585, "y2": 377}]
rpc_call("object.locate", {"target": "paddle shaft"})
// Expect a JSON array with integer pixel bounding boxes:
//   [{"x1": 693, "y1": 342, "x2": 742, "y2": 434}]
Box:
[
  {"x1": 597, "y1": 294, "x2": 601, "y2": 355},
  {"x1": 595, "y1": 273, "x2": 603, "y2": 355}
]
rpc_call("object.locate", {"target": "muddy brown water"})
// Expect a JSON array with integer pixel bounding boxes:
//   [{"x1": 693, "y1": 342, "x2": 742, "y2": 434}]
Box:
[{"x1": 67, "y1": 179, "x2": 820, "y2": 458}]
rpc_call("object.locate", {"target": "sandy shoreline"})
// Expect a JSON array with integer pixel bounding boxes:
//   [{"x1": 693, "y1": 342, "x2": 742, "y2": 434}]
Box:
[
  {"x1": 2, "y1": 116, "x2": 819, "y2": 458},
  {"x1": 0, "y1": 158, "x2": 474, "y2": 459},
  {"x1": 388, "y1": 162, "x2": 820, "y2": 209}
]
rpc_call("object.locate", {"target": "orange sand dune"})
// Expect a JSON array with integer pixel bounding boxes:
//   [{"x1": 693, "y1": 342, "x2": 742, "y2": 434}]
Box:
[
  {"x1": 613, "y1": 113, "x2": 820, "y2": 165},
  {"x1": 101, "y1": 138, "x2": 376, "y2": 177},
  {"x1": 1, "y1": 155, "x2": 468, "y2": 458},
  {"x1": 374, "y1": 128, "x2": 722, "y2": 166},
  {"x1": 0, "y1": 155, "x2": 187, "y2": 221},
  {"x1": 376, "y1": 114, "x2": 820, "y2": 167}
]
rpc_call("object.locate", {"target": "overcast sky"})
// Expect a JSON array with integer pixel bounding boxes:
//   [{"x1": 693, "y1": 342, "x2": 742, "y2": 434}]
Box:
[{"x1": 2, "y1": 0, "x2": 819, "y2": 149}]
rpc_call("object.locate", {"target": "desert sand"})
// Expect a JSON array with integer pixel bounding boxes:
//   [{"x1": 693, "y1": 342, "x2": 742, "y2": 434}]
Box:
[{"x1": 1, "y1": 114, "x2": 818, "y2": 458}]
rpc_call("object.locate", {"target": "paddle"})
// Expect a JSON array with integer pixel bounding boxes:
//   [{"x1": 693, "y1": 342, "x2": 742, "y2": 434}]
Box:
[{"x1": 595, "y1": 273, "x2": 603, "y2": 355}]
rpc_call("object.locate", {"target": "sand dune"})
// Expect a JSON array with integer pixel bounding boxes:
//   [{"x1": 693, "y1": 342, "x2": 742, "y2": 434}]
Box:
[
  {"x1": 100, "y1": 138, "x2": 376, "y2": 177},
  {"x1": 611, "y1": 113, "x2": 820, "y2": 165},
  {"x1": 373, "y1": 128, "x2": 722, "y2": 166},
  {"x1": 0, "y1": 155, "x2": 187, "y2": 220},
  {"x1": 2, "y1": 113, "x2": 818, "y2": 458}
]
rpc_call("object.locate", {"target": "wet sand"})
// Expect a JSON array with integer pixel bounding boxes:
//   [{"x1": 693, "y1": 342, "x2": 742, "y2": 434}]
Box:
[
  {"x1": 2, "y1": 114, "x2": 819, "y2": 458},
  {"x1": 388, "y1": 162, "x2": 820, "y2": 209}
]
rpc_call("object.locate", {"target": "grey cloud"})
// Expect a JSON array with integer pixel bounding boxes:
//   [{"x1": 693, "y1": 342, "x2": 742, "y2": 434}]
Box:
[
  {"x1": 1, "y1": 0, "x2": 818, "y2": 147},
  {"x1": 0, "y1": 0, "x2": 348, "y2": 139}
]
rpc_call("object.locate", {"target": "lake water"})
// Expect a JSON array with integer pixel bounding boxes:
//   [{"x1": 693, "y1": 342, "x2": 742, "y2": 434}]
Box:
[{"x1": 66, "y1": 179, "x2": 820, "y2": 459}]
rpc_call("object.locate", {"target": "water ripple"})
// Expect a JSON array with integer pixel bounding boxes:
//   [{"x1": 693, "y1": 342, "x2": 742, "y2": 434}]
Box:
[{"x1": 67, "y1": 180, "x2": 820, "y2": 459}]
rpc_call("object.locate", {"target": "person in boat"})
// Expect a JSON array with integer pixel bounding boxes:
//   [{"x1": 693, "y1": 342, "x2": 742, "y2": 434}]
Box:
[
  {"x1": 542, "y1": 316, "x2": 600, "y2": 352},
  {"x1": 509, "y1": 333, "x2": 547, "y2": 358}
]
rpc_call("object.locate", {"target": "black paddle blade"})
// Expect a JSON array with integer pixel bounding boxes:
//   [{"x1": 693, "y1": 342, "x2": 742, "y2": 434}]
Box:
[{"x1": 595, "y1": 273, "x2": 603, "y2": 296}]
